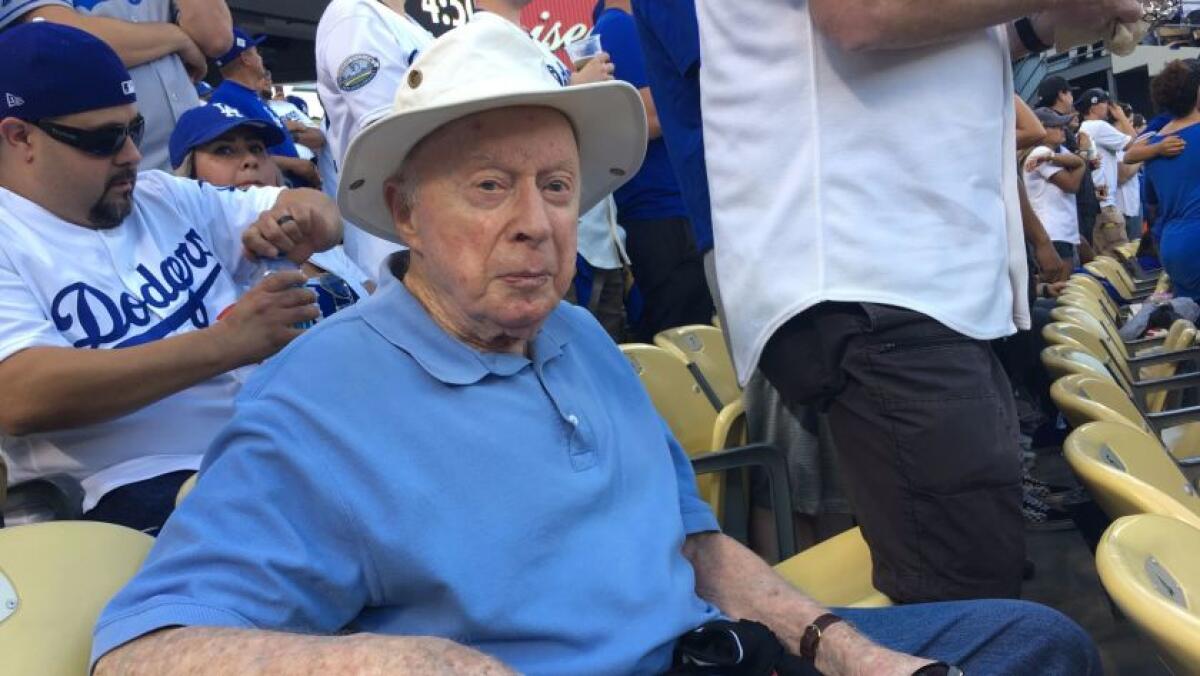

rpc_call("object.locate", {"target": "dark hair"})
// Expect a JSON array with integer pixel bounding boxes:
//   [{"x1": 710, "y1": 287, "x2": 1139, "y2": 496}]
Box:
[{"x1": 1151, "y1": 59, "x2": 1200, "y2": 118}]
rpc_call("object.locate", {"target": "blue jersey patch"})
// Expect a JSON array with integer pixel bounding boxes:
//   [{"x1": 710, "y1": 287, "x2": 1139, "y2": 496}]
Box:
[{"x1": 337, "y1": 54, "x2": 381, "y2": 92}]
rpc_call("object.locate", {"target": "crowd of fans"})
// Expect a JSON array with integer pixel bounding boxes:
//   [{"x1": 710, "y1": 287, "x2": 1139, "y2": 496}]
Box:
[{"x1": 1, "y1": 0, "x2": 1193, "y2": 673}]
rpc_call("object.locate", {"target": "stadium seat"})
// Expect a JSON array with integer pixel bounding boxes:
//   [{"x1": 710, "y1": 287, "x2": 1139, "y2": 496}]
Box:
[
  {"x1": 772, "y1": 526, "x2": 890, "y2": 608},
  {"x1": 1062, "y1": 422, "x2": 1200, "y2": 530},
  {"x1": 1051, "y1": 374, "x2": 1200, "y2": 468},
  {"x1": 0, "y1": 521, "x2": 153, "y2": 674},
  {"x1": 175, "y1": 473, "x2": 198, "y2": 507},
  {"x1": 1096, "y1": 514, "x2": 1200, "y2": 674},
  {"x1": 654, "y1": 325, "x2": 741, "y2": 408}
]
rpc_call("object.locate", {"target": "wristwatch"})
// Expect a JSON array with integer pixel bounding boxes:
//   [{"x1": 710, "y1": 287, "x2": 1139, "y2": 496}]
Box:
[
  {"x1": 913, "y1": 662, "x2": 965, "y2": 676},
  {"x1": 799, "y1": 613, "x2": 844, "y2": 662}
]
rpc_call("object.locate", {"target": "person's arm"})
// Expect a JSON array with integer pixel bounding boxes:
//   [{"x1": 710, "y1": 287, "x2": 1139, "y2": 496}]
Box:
[
  {"x1": 1108, "y1": 103, "x2": 1138, "y2": 141},
  {"x1": 96, "y1": 629, "x2": 514, "y2": 676},
  {"x1": 273, "y1": 156, "x2": 324, "y2": 191},
  {"x1": 287, "y1": 120, "x2": 327, "y2": 151},
  {"x1": 1015, "y1": 96, "x2": 1047, "y2": 151},
  {"x1": 640, "y1": 88, "x2": 662, "y2": 139},
  {"x1": 1117, "y1": 157, "x2": 1140, "y2": 185},
  {"x1": 1047, "y1": 151, "x2": 1086, "y2": 193},
  {"x1": 23, "y1": 5, "x2": 207, "y2": 79},
  {"x1": 684, "y1": 533, "x2": 934, "y2": 676},
  {"x1": 0, "y1": 271, "x2": 317, "y2": 436},
  {"x1": 173, "y1": 0, "x2": 233, "y2": 58},
  {"x1": 1125, "y1": 134, "x2": 1186, "y2": 163},
  {"x1": 808, "y1": 0, "x2": 1139, "y2": 53},
  {"x1": 1020, "y1": 178, "x2": 1069, "y2": 281}
]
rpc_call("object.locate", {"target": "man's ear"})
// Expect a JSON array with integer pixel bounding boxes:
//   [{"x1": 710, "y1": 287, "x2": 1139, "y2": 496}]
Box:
[
  {"x1": 383, "y1": 178, "x2": 417, "y2": 249},
  {"x1": 0, "y1": 118, "x2": 36, "y2": 163}
]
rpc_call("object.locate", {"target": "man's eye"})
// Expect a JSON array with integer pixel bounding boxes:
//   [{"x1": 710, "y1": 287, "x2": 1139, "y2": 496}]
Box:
[
  {"x1": 546, "y1": 179, "x2": 571, "y2": 192},
  {"x1": 478, "y1": 180, "x2": 502, "y2": 191},
  {"x1": 250, "y1": 144, "x2": 267, "y2": 155},
  {"x1": 213, "y1": 145, "x2": 234, "y2": 156}
]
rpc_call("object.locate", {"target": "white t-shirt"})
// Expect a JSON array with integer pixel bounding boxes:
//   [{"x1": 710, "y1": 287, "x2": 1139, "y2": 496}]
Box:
[
  {"x1": 695, "y1": 1, "x2": 1029, "y2": 383},
  {"x1": 0, "y1": 171, "x2": 282, "y2": 510},
  {"x1": 1116, "y1": 150, "x2": 1142, "y2": 219},
  {"x1": 1080, "y1": 119, "x2": 1131, "y2": 209},
  {"x1": 316, "y1": 0, "x2": 434, "y2": 280},
  {"x1": 1024, "y1": 146, "x2": 1081, "y2": 244}
]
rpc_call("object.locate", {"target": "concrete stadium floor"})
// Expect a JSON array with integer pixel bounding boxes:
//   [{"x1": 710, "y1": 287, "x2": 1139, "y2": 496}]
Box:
[{"x1": 1023, "y1": 451, "x2": 1169, "y2": 676}]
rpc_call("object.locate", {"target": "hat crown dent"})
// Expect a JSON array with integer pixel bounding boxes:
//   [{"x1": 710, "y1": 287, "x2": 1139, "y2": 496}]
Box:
[{"x1": 391, "y1": 16, "x2": 563, "y2": 117}]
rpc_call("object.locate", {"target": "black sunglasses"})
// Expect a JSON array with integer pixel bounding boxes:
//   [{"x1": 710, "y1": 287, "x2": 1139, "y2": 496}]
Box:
[{"x1": 34, "y1": 114, "x2": 145, "y2": 157}]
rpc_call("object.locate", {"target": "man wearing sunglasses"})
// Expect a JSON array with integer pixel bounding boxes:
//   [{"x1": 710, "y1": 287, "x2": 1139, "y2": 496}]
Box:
[
  {"x1": 4, "y1": 0, "x2": 233, "y2": 172},
  {"x1": 0, "y1": 22, "x2": 342, "y2": 534}
]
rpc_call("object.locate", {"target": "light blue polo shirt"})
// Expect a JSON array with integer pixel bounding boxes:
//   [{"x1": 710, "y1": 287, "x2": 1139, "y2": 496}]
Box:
[{"x1": 92, "y1": 262, "x2": 721, "y2": 674}]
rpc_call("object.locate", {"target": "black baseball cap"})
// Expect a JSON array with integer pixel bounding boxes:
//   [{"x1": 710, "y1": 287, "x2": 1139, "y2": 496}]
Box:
[
  {"x1": 1076, "y1": 88, "x2": 1111, "y2": 111},
  {"x1": 1037, "y1": 76, "x2": 1078, "y2": 106}
]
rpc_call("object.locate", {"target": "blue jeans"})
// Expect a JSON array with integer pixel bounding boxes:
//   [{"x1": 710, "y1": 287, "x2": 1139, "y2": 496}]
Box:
[{"x1": 836, "y1": 600, "x2": 1100, "y2": 675}]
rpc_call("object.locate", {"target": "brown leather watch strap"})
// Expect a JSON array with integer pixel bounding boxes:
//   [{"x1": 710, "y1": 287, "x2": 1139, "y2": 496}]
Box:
[{"x1": 799, "y1": 612, "x2": 844, "y2": 662}]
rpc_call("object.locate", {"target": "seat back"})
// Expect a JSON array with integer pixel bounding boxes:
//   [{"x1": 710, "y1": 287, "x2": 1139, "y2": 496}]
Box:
[
  {"x1": 1040, "y1": 344, "x2": 1125, "y2": 390},
  {"x1": 1063, "y1": 422, "x2": 1200, "y2": 530},
  {"x1": 620, "y1": 344, "x2": 724, "y2": 511},
  {"x1": 0, "y1": 521, "x2": 153, "y2": 674},
  {"x1": 654, "y1": 325, "x2": 741, "y2": 408},
  {"x1": 1097, "y1": 514, "x2": 1200, "y2": 675},
  {"x1": 1050, "y1": 374, "x2": 1148, "y2": 432},
  {"x1": 1058, "y1": 291, "x2": 1122, "y2": 329},
  {"x1": 1087, "y1": 258, "x2": 1139, "y2": 301}
]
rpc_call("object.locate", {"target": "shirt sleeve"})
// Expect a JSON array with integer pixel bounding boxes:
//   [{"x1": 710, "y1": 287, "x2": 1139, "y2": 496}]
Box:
[
  {"x1": 320, "y1": 13, "x2": 425, "y2": 132},
  {"x1": 90, "y1": 386, "x2": 374, "y2": 668},
  {"x1": 0, "y1": 0, "x2": 70, "y2": 30},
  {"x1": 662, "y1": 419, "x2": 720, "y2": 535},
  {"x1": 1036, "y1": 161, "x2": 1064, "y2": 181},
  {"x1": 0, "y1": 245, "x2": 71, "y2": 361},
  {"x1": 1091, "y1": 121, "x2": 1131, "y2": 152},
  {"x1": 595, "y1": 11, "x2": 649, "y2": 89},
  {"x1": 632, "y1": 0, "x2": 700, "y2": 79},
  {"x1": 163, "y1": 174, "x2": 285, "y2": 281}
]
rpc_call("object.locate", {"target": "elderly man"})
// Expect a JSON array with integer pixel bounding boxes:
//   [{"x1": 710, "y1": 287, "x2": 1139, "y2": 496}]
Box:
[
  {"x1": 0, "y1": 22, "x2": 340, "y2": 532},
  {"x1": 4, "y1": 0, "x2": 233, "y2": 172},
  {"x1": 92, "y1": 17, "x2": 1099, "y2": 676}
]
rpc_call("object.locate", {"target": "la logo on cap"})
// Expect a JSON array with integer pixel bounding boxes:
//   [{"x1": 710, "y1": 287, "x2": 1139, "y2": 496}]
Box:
[
  {"x1": 212, "y1": 103, "x2": 244, "y2": 119},
  {"x1": 5, "y1": 93, "x2": 24, "y2": 108}
]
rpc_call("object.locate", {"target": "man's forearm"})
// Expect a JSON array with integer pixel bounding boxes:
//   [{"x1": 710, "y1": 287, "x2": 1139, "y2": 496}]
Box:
[
  {"x1": 0, "y1": 326, "x2": 238, "y2": 436},
  {"x1": 95, "y1": 627, "x2": 515, "y2": 676},
  {"x1": 810, "y1": 0, "x2": 1048, "y2": 52},
  {"x1": 683, "y1": 532, "x2": 920, "y2": 676},
  {"x1": 174, "y1": 0, "x2": 234, "y2": 58},
  {"x1": 26, "y1": 6, "x2": 189, "y2": 68}
]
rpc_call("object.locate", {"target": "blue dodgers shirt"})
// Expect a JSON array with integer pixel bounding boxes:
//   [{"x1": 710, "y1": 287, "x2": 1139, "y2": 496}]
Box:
[
  {"x1": 209, "y1": 80, "x2": 300, "y2": 158},
  {"x1": 593, "y1": 7, "x2": 688, "y2": 225},
  {"x1": 92, "y1": 272, "x2": 722, "y2": 675},
  {"x1": 630, "y1": 0, "x2": 713, "y2": 252}
]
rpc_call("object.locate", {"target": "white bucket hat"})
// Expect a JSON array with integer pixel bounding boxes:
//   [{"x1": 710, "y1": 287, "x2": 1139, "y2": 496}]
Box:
[{"x1": 337, "y1": 15, "x2": 648, "y2": 244}]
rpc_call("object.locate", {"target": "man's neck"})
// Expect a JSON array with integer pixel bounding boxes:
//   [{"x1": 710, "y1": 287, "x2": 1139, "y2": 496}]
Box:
[
  {"x1": 475, "y1": 0, "x2": 523, "y2": 25},
  {"x1": 1052, "y1": 102, "x2": 1071, "y2": 115},
  {"x1": 224, "y1": 69, "x2": 259, "y2": 92},
  {"x1": 0, "y1": 174, "x2": 98, "y2": 229},
  {"x1": 605, "y1": 0, "x2": 632, "y2": 12},
  {"x1": 402, "y1": 261, "x2": 532, "y2": 357},
  {"x1": 377, "y1": 0, "x2": 407, "y2": 16}
]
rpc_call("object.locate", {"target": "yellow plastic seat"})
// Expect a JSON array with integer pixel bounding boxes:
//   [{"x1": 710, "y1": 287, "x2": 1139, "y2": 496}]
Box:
[
  {"x1": 1096, "y1": 515, "x2": 1200, "y2": 675},
  {"x1": 1040, "y1": 345, "x2": 1119, "y2": 384},
  {"x1": 0, "y1": 521, "x2": 153, "y2": 675},
  {"x1": 654, "y1": 325, "x2": 741, "y2": 408},
  {"x1": 1051, "y1": 374, "x2": 1200, "y2": 467},
  {"x1": 620, "y1": 343, "x2": 740, "y2": 515},
  {"x1": 175, "y1": 473, "x2": 198, "y2": 507},
  {"x1": 772, "y1": 526, "x2": 890, "y2": 608},
  {"x1": 1062, "y1": 422, "x2": 1200, "y2": 530}
]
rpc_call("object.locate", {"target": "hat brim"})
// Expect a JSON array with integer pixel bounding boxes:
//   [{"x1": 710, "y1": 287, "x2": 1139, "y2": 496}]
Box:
[
  {"x1": 177, "y1": 117, "x2": 287, "y2": 167},
  {"x1": 337, "y1": 80, "x2": 647, "y2": 245}
]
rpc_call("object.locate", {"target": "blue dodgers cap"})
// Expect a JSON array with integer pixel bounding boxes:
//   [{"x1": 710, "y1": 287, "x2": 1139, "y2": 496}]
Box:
[
  {"x1": 195, "y1": 81, "x2": 214, "y2": 98},
  {"x1": 214, "y1": 28, "x2": 266, "y2": 69},
  {"x1": 168, "y1": 101, "x2": 286, "y2": 169},
  {"x1": 0, "y1": 21, "x2": 136, "y2": 121}
]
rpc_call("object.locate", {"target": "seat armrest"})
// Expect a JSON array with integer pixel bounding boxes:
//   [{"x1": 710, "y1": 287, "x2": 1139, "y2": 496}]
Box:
[
  {"x1": 692, "y1": 443, "x2": 796, "y2": 559},
  {"x1": 1128, "y1": 346, "x2": 1200, "y2": 368},
  {"x1": 1132, "y1": 370, "x2": 1200, "y2": 394}
]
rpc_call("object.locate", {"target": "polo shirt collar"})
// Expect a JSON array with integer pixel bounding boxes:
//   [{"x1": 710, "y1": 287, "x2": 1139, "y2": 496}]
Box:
[{"x1": 359, "y1": 254, "x2": 570, "y2": 385}]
